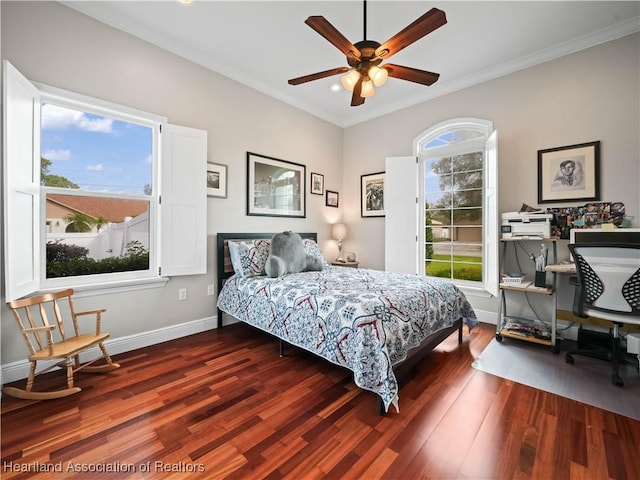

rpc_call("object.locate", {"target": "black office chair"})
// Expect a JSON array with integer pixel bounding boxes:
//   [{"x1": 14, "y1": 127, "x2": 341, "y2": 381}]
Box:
[{"x1": 566, "y1": 242, "x2": 640, "y2": 386}]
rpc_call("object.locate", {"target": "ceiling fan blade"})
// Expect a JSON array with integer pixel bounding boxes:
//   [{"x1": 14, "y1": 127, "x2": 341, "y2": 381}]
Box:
[
  {"x1": 305, "y1": 16, "x2": 361, "y2": 59},
  {"x1": 288, "y1": 67, "x2": 350, "y2": 85},
  {"x1": 375, "y1": 8, "x2": 446, "y2": 60},
  {"x1": 351, "y1": 78, "x2": 365, "y2": 107},
  {"x1": 384, "y1": 64, "x2": 440, "y2": 86}
]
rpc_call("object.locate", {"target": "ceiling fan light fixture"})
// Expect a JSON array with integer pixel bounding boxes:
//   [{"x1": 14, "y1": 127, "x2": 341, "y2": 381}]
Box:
[
  {"x1": 361, "y1": 79, "x2": 376, "y2": 97},
  {"x1": 369, "y1": 65, "x2": 388, "y2": 87},
  {"x1": 288, "y1": 2, "x2": 447, "y2": 107},
  {"x1": 340, "y1": 70, "x2": 360, "y2": 91}
]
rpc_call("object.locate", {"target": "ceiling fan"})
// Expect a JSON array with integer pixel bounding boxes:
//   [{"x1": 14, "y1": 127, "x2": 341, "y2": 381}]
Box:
[{"x1": 288, "y1": 1, "x2": 447, "y2": 107}]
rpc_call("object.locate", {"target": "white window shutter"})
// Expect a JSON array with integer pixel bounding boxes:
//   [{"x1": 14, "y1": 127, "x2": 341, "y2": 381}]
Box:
[
  {"x1": 385, "y1": 156, "x2": 419, "y2": 274},
  {"x1": 3, "y1": 61, "x2": 41, "y2": 301},
  {"x1": 160, "y1": 124, "x2": 207, "y2": 276},
  {"x1": 484, "y1": 131, "x2": 499, "y2": 297}
]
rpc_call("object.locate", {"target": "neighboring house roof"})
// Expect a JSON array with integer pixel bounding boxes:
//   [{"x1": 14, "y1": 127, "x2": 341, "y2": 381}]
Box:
[{"x1": 47, "y1": 194, "x2": 148, "y2": 223}]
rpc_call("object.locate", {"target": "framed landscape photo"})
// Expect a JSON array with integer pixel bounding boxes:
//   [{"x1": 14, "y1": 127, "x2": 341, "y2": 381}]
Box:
[
  {"x1": 246, "y1": 152, "x2": 306, "y2": 218},
  {"x1": 207, "y1": 162, "x2": 228, "y2": 198},
  {"x1": 537, "y1": 141, "x2": 600, "y2": 204},
  {"x1": 361, "y1": 172, "x2": 385, "y2": 217},
  {"x1": 326, "y1": 190, "x2": 339, "y2": 208},
  {"x1": 310, "y1": 172, "x2": 324, "y2": 195}
]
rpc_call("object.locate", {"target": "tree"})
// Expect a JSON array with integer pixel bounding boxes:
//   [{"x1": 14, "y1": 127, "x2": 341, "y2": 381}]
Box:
[
  {"x1": 93, "y1": 216, "x2": 109, "y2": 232},
  {"x1": 41, "y1": 157, "x2": 79, "y2": 188},
  {"x1": 429, "y1": 152, "x2": 483, "y2": 223},
  {"x1": 64, "y1": 212, "x2": 94, "y2": 233},
  {"x1": 424, "y1": 203, "x2": 434, "y2": 262}
]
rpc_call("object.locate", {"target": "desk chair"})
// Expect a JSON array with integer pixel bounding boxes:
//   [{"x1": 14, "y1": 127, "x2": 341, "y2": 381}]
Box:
[
  {"x1": 3, "y1": 289, "x2": 120, "y2": 400},
  {"x1": 566, "y1": 243, "x2": 640, "y2": 386}
]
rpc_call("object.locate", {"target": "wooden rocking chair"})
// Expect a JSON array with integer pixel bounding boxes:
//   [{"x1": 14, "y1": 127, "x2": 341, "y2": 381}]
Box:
[{"x1": 3, "y1": 288, "x2": 120, "y2": 400}]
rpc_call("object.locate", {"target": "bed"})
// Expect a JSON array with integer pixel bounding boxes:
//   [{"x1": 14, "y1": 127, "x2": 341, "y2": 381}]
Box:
[{"x1": 216, "y1": 232, "x2": 478, "y2": 413}]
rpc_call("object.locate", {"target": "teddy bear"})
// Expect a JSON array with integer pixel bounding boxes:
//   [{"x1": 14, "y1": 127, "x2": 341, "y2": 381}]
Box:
[{"x1": 264, "y1": 231, "x2": 323, "y2": 278}]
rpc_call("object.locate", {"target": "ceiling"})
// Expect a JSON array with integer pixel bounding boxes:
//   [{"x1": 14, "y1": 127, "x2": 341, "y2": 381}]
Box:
[{"x1": 63, "y1": 1, "x2": 640, "y2": 127}]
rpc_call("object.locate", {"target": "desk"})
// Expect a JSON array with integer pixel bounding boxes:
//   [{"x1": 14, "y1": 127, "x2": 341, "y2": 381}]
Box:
[
  {"x1": 546, "y1": 262, "x2": 576, "y2": 274},
  {"x1": 497, "y1": 238, "x2": 559, "y2": 351},
  {"x1": 546, "y1": 262, "x2": 577, "y2": 326}
]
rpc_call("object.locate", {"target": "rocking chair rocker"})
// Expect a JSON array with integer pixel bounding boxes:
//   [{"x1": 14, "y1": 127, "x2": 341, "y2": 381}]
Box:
[{"x1": 3, "y1": 288, "x2": 120, "y2": 400}]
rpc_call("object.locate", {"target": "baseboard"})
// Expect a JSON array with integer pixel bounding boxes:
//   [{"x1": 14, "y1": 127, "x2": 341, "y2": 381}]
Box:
[
  {"x1": 473, "y1": 308, "x2": 497, "y2": 326},
  {"x1": 1, "y1": 315, "x2": 217, "y2": 384}
]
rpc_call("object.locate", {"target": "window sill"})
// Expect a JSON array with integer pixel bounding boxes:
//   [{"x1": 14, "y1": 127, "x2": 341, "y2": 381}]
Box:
[
  {"x1": 457, "y1": 284, "x2": 493, "y2": 298},
  {"x1": 37, "y1": 276, "x2": 169, "y2": 298}
]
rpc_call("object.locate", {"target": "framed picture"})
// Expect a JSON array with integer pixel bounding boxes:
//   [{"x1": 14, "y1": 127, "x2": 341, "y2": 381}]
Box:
[
  {"x1": 537, "y1": 141, "x2": 600, "y2": 204},
  {"x1": 326, "y1": 190, "x2": 339, "y2": 207},
  {"x1": 361, "y1": 172, "x2": 385, "y2": 217},
  {"x1": 310, "y1": 172, "x2": 324, "y2": 195},
  {"x1": 246, "y1": 152, "x2": 306, "y2": 217},
  {"x1": 206, "y1": 162, "x2": 228, "y2": 198}
]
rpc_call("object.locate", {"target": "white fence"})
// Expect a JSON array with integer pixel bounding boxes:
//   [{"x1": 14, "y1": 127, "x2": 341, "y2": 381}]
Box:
[{"x1": 46, "y1": 212, "x2": 149, "y2": 260}]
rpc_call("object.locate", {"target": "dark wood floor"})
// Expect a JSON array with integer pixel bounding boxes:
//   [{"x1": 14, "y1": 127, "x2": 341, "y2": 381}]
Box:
[{"x1": 2, "y1": 322, "x2": 638, "y2": 480}]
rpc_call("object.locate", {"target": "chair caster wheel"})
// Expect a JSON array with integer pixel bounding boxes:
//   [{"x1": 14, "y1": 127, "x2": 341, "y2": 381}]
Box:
[
  {"x1": 565, "y1": 353, "x2": 574, "y2": 365},
  {"x1": 612, "y1": 375, "x2": 624, "y2": 387},
  {"x1": 495, "y1": 334, "x2": 503, "y2": 343}
]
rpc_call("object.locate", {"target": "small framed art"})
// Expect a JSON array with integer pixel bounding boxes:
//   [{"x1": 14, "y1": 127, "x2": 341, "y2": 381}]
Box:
[
  {"x1": 207, "y1": 162, "x2": 228, "y2": 198},
  {"x1": 537, "y1": 141, "x2": 600, "y2": 203},
  {"x1": 310, "y1": 172, "x2": 324, "y2": 195},
  {"x1": 326, "y1": 190, "x2": 339, "y2": 207},
  {"x1": 361, "y1": 172, "x2": 385, "y2": 217}
]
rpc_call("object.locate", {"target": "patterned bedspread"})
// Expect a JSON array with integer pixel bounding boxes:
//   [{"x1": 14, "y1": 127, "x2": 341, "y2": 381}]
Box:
[{"x1": 217, "y1": 266, "x2": 478, "y2": 412}]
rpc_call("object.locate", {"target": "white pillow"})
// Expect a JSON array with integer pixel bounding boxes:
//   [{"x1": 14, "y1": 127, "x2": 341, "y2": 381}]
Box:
[
  {"x1": 302, "y1": 238, "x2": 329, "y2": 268},
  {"x1": 228, "y1": 239, "x2": 270, "y2": 277}
]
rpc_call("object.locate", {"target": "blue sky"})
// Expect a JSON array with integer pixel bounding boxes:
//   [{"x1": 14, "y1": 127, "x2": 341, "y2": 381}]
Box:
[{"x1": 41, "y1": 103, "x2": 152, "y2": 195}]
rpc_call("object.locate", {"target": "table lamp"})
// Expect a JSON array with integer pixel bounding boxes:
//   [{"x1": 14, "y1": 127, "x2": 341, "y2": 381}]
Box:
[{"x1": 332, "y1": 223, "x2": 347, "y2": 262}]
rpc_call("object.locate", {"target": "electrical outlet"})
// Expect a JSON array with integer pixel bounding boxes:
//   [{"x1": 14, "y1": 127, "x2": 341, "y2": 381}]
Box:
[
  {"x1": 179, "y1": 288, "x2": 187, "y2": 301},
  {"x1": 207, "y1": 284, "x2": 215, "y2": 296}
]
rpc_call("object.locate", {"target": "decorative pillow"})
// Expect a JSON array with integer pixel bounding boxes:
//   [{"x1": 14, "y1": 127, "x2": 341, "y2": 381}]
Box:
[
  {"x1": 265, "y1": 232, "x2": 324, "y2": 278},
  {"x1": 227, "y1": 239, "x2": 270, "y2": 278},
  {"x1": 302, "y1": 238, "x2": 330, "y2": 268}
]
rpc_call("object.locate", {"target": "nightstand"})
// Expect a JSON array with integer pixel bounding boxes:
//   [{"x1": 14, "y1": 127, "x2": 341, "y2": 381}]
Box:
[{"x1": 331, "y1": 261, "x2": 359, "y2": 268}]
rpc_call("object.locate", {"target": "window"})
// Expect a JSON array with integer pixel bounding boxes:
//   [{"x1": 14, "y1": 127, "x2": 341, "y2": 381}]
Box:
[
  {"x1": 41, "y1": 102, "x2": 154, "y2": 282},
  {"x1": 423, "y1": 130, "x2": 485, "y2": 282},
  {"x1": 385, "y1": 118, "x2": 497, "y2": 296},
  {"x1": 3, "y1": 61, "x2": 207, "y2": 301},
  {"x1": 419, "y1": 119, "x2": 498, "y2": 295}
]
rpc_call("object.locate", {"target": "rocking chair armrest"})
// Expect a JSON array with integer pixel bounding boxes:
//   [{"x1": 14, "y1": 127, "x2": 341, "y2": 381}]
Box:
[
  {"x1": 74, "y1": 308, "x2": 106, "y2": 335},
  {"x1": 23, "y1": 325, "x2": 56, "y2": 334},
  {"x1": 75, "y1": 308, "x2": 107, "y2": 317}
]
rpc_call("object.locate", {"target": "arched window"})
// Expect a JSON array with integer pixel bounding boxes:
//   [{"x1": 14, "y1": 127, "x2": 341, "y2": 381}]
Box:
[{"x1": 417, "y1": 118, "x2": 497, "y2": 295}]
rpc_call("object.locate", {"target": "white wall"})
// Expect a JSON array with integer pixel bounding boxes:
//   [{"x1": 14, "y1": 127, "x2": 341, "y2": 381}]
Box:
[
  {"x1": 342, "y1": 32, "x2": 640, "y2": 316},
  {"x1": 0, "y1": 1, "x2": 344, "y2": 366}
]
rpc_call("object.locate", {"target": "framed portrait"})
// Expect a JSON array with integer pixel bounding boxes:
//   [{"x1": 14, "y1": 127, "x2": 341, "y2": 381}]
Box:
[
  {"x1": 206, "y1": 162, "x2": 228, "y2": 198},
  {"x1": 326, "y1": 190, "x2": 339, "y2": 208},
  {"x1": 361, "y1": 172, "x2": 385, "y2": 217},
  {"x1": 246, "y1": 152, "x2": 306, "y2": 217},
  {"x1": 537, "y1": 141, "x2": 600, "y2": 204},
  {"x1": 310, "y1": 172, "x2": 324, "y2": 195}
]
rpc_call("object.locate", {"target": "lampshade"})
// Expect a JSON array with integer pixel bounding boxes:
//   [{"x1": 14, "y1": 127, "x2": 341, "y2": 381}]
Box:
[
  {"x1": 332, "y1": 223, "x2": 347, "y2": 241},
  {"x1": 340, "y1": 70, "x2": 360, "y2": 91},
  {"x1": 360, "y1": 79, "x2": 376, "y2": 97},
  {"x1": 369, "y1": 66, "x2": 388, "y2": 87}
]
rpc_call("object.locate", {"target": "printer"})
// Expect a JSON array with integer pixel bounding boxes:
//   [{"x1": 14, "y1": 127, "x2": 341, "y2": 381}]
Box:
[{"x1": 501, "y1": 211, "x2": 553, "y2": 239}]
